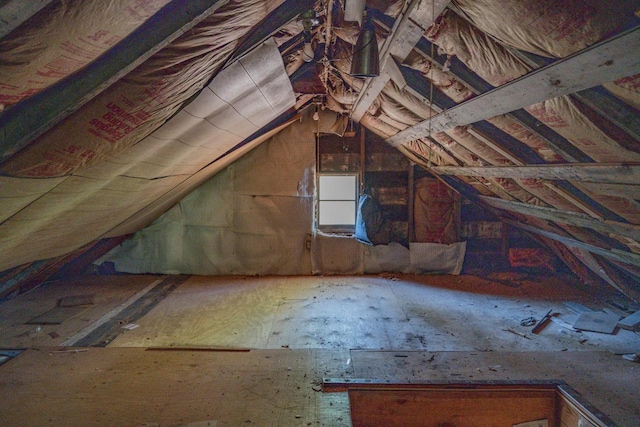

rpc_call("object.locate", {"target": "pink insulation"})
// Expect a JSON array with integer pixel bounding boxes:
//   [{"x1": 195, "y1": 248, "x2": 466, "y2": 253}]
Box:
[
  {"x1": 0, "y1": 0, "x2": 284, "y2": 177},
  {"x1": 453, "y1": 0, "x2": 638, "y2": 58},
  {"x1": 526, "y1": 96, "x2": 640, "y2": 163},
  {"x1": 425, "y1": 10, "x2": 530, "y2": 87},
  {"x1": 0, "y1": 0, "x2": 172, "y2": 107}
]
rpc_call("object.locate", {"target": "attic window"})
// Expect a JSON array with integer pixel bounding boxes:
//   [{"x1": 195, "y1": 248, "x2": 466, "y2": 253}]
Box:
[{"x1": 317, "y1": 174, "x2": 358, "y2": 231}]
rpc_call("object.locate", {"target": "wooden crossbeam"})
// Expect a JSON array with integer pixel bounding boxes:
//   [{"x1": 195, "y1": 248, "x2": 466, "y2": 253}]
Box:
[
  {"x1": 431, "y1": 163, "x2": 640, "y2": 185},
  {"x1": 412, "y1": 37, "x2": 593, "y2": 163},
  {"x1": 479, "y1": 196, "x2": 640, "y2": 242},
  {"x1": 351, "y1": 0, "x2": 450, "y2": 121},
  {"x1": 504, "y1": 219, "x2": 640, "y2": 267},
  {"x1": 386, "y1": 25, "x2": 640, "y2": 146}
]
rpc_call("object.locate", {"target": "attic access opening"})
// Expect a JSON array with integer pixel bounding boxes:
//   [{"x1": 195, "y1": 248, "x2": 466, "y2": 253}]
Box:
[{"x1": 323, "y1": 380, "x2": 614, "y2": 427}]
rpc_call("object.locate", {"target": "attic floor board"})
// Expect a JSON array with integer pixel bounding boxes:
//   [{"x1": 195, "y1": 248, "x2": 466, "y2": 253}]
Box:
[
  {"x1": 0, "y1": 347, "x2": 352, "y2": 427},
  {"x1": 0, "y1": 348, "x2": 638, "y2": 426},
  {"x1": 0, "y1": 274, "x2": 639, "y2": 425},
  {"x1": 106, "y1": 275, "x2": 640, "y2": 355},
  {"x1": 0, "y1": 275, "x2": 162, "y2": 348}
]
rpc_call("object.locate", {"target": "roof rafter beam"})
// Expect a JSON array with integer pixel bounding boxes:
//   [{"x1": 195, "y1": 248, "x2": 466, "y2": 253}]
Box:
[
  {"x1": 0, "y1": 0, "x2": 53, "y2": 38},
  {"x1": 0, "y1": 0, "x2": 231, "y2": 161},
  {"x1": 403, "y1": 59, "x2": 622, "y2": 220},
  {"x1": 430, "y1": 163, "x2": 640, "y2": 185},
  {"x1": 571, "y1": 87, "x2": 640, "y2": 143},
  {"x1": 411, "y1": 38, "x2": 594, "y2": 163},
  {"x1": 351, "y1": 0, "x2": 450, "y2": 121},
  {"x1": 503, "y1": 219, "x2": 640, "y2": 268},
  {"x1": 224, "y1": 0, "x2": 315, "y2": 66},
  {"x1": 387, "y1": 25, "x2": 640, "y2": 146},
  {"x1": 479, "y1": 195, "x2": 640, "y2": 242}
]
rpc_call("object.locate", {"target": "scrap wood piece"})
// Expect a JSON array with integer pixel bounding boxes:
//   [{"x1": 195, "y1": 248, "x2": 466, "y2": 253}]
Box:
[
  {"x1": 49, "y1": 348, "x2": 89, "y2": 354},
  {"x1": 532, "y1": 309, "x2": 553, "y2": 334},
  {"x1": 562, "y1": 301, "x2": 592, "y2": 315},
  {"x1": 502, "y1": 328, "x2": 531, "y2": 339},
  {"x1": 618, "y1": 311, "x2": 640, "y2": 330},
  {"x1": 572, "y1": 312, "x2": 620, "y2": 334}
]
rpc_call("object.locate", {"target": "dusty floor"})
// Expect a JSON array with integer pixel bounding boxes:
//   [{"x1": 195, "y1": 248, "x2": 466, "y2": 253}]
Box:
[{"x1": 0, "y1": 274, "x2": 639, "y2": 426}]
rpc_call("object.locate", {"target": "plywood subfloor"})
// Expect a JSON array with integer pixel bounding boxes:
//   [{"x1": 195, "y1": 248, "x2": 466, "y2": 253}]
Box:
[
  {"x1": 0, "y1": 274, "x2": 639, "y2": 426},
  {"x1": 0, "y1": 275, "x2": 162, "y2": 348},
  {"x1": 0, "y1": 347, "x2": 351, "y2": 427},
  {"x1": 0, "y1": 348, "x2": 638, "y2": 426},
  {"x1": 107, "y1": 275, "x2": 640, "y2": 354}
]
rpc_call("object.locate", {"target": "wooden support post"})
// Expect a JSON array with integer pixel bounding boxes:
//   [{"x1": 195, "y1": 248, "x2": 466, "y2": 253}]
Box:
[
  {"x1": 360, "y1": 124, "x2": 366, "y2": 194},
  {"x1": 408, "y1": 162, "x2": 415, "y2": 242}
]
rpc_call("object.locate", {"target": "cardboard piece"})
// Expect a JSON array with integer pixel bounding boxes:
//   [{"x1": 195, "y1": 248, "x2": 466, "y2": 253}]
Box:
[
  {"x1": 573, "y1": 312, "x2": 621, "y2": 334},
  {"x1": 618, "y1": 311, "x2": 640, "y2": 331}
]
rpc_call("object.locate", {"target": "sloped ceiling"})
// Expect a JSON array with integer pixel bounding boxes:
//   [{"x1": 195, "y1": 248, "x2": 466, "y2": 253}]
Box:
[{"x1": 0, "y1": 0, "x2": 639, "y2": 299}]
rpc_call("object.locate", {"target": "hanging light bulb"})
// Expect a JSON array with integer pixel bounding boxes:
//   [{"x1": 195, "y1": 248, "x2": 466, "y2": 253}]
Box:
[{"x1": 350, "y1": 12, "x2": 379, "y2": 78}]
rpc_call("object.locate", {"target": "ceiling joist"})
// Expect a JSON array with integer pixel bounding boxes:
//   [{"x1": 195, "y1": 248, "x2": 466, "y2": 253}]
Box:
[
  {"x1": 430, "y1": 163, "x2": 640, "y2": 185},
  {"x1": 479, "y1": 195, "x2": 640, "y2": 242},
  {"x1": 504, "y1": 219, "x2": 640, "y2": 268},
  {"x1": 386, "y1": 25, "x2": 640, "y2": 146}
]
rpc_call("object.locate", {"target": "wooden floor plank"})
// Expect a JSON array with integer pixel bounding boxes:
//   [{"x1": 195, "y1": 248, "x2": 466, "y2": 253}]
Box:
[
  {"x1": 349, "y1": 388, "x2": 556, "y2": 427},
  {"x1": 99, "y1": 275, "x2": 640, "y2": 355},
  {"x1": 0, "y1": 348, "x2": 637, "y2": 426},
  {"x1": 0, "y1": 275, "x2": 161, "y2": 348},
  {"x1": 1, "y1": 275, "x2": 639, "y2": 425}
]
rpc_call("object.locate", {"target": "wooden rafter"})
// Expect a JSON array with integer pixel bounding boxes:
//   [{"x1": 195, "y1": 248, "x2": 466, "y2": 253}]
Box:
[
  {"x1": 0, "y1": 0, "x2": 54, "y2": 38},
  {"x1": 478, "y1": 196, "x2": 640, "y2": 242},
  {"x1": 386, "y1": 25, "x2": 640, "y2": 146},
  {"x1": 504, "y1": 219, "x2": 640, "y2": 268},
  {"x1": 430, "y1": 163, "x2": 640, "y2": 185},
  {"x1": 0, "y1": 0, "x2": 231, "y2": 161},
  {"x1": 351, "y1": 0, "x2": 450, "y2": 121}
]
